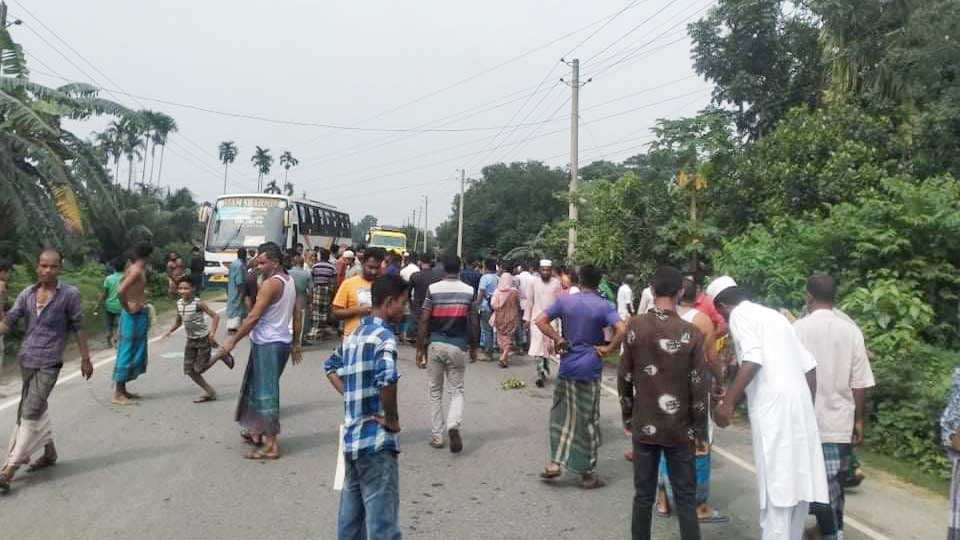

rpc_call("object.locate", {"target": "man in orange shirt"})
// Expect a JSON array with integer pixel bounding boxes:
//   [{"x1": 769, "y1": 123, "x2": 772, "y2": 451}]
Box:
[{"x1": 332, "y1": 248, "x2": 386, "y2": 341}]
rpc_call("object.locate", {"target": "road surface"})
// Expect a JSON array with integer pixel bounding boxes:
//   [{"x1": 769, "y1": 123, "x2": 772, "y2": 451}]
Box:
[{"x1": 0, "y1": 298, "x2": 946, "y2": 539}]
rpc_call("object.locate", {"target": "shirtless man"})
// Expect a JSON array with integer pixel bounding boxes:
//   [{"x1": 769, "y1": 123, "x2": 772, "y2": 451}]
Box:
[{"x1": 113, "y1": 242, "x2": 153, "y2": 405}]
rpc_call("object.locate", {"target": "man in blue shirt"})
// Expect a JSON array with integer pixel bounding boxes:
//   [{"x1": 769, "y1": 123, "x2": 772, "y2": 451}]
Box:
[
  {"x1": 477, "y1": 258, "x2": 499, "y2": 360},
  {"x1": 536, "y1": 264, "x2": 627, "y2": 489},
  {"x1": 325, "y1": 274, "x2": 408, "y2": 540}
]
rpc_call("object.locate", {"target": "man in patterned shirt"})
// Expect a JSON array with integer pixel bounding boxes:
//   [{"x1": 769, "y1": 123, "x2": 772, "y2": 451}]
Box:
[
  {"x1": 325, "y1": 274, "x2": 408, "y2": 540},
  {"x1": 618, "y1": 266, "x2": 709, "y2": 540}
]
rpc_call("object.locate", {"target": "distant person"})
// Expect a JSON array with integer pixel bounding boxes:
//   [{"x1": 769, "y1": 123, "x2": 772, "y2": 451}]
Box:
[
  {"x1": 307, "y1": 247, "x2": 336, "y2": 341},
  {"x1": 400, "y1": 253, "x2": 420, "y2": 283},
  {"x1": 113, "y1": 242, "x2": 154, "y2": 405},
  {"x1": 333, "y1": 248, "x2": 386, "y2": 341},
  {"x1": 537, "y1": 264, "x2": 625, "y2": 490},
  {"x1": 226, "y1": 248, "x2": 248, "y2": 335},
  {"x1": 460, "y1": 258, "x2": 482, "y2": 296},
  {"x1": 244, "y1": 252, "x2": 262, "y2": 313},
  {"x1": 490, "y1": 272, "x2": 521, "y2": 368},
  {"x1": 477, "y1": 258, "x2": 499, "y2": 360},
  {"x1": 618, "y1": 274, "x2": 635, "y2": 321},
  {"x1": 709, "y1": 276, "x2": 829, "y2": 540},
  {"x1": 163, "y1": 277, "x2": 234, "y2": 403},
  {"x1": 418, "y1": 255, "x2": 478, "y2": 452},
  {"x1": 0, "y1": 258, "x2": 10, "y2": 363},
  {"x1": 215, "y1": 242, "x2": 303, "y2": 460},
  {"x1": 618, "y1": 266, "x2": 707, "y2": 540},
  {"x1": 526, "y1": 259, "x2": 562, "y2": 387},
  {"x1": 165, "y1": 251, "x2": 179, "y2": 297},
  {"x1": 345, "y1": 249, "x2": 364, "y2": 280},
  {"x1": 0, "y1": 248, "x2": 92, "y2": 494},
  {"x1": 325, "y1": 275, "x2": 407, "y2": 540},
  {"x1": 96, "y1": 256, "x2": 126, "y2": 347},
  {"x1": 287, "y1": 251, "x2": 313, "y2": 344},
  {"x1": 940, "y1": 367, "x2": 960, "y2": 540},
  {"x1": 384, "y1": 254, "x2": 402, "y2": 277},
  {"x1": 189, "y1": 246, "x2": 205, "y2": 291},
  {"x1": 794, "y1": 274, "x2": 875, "y2": 540},
  {"x1": 335, "y1": 249, "x2": 354, "y2": 286}
]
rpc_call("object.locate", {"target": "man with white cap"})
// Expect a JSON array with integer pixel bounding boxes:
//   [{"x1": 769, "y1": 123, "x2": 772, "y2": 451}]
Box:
[
  {"x1": 525, "y1": 259, "x2": 562, "y2": 387},
  {"x1": 708, "y1": 276, "x2": 828, "y2": 540}
]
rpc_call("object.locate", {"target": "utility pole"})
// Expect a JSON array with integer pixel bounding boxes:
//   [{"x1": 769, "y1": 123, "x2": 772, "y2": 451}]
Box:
[
  {"x1": 411, "y1": 209, "x2": 419, "y2": 252},
  {"x1": 423, "y1": 195, "x2": 429, "y2": 254},
  {"x1": 456, "y1": 169, "x2": 465, "y2": 258},
  {"x1": 565, "y1": 58, "x2": 581, "y2": 261}
]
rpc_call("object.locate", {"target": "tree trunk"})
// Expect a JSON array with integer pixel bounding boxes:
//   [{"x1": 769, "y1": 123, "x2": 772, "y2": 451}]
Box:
[
  {"x1": 284, "y1": 167, "x2": 289, "y2": 183},
  {"x1": 114, "y1": 157, "x2": 120, "y2": 185},
  {"x1": 156, "y1": 144, "x2": 166, "y2": 187},
  {"x1": 223, "y1": 163, "x2": 229, "y2": 194},
  {"x1": 149, "y1": 144, "x2": 158, "y2": 185},
  {"x1": 127, "y1": 157, "x2": 134, "y2": 190},
  {"x1": 141, "y1": 137, "x2": 150, "y2": 185}
]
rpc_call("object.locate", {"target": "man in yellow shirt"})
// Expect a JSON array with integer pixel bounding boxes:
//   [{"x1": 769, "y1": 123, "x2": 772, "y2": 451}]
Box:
[{"x1": 333, "y1": 248, "x2": 387, "y2": 340}]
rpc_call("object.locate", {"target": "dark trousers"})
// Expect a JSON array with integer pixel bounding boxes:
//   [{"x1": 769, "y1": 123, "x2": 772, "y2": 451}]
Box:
[{"x1": 632, "y1": 441, "x2": 701, "y2": 540}]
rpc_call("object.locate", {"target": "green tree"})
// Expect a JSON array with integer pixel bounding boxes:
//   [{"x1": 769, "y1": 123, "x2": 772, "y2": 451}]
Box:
[
  {"x1": 119, "y1": 115, "x2": 144, "y2": 190},
  {"x1": 149, "y1": 112, "x2": 177, "y2": 187},
  {"x1": 218, "y1": 140, "x2": 237, "y2": 194},
  {"x1": 251, "y1": 146, "x2": 273, "y2": 192},
  {"x1": 689, "y1": 0, "x2": 822, "y2": 138},
  {"x1": 279, "y1": 150, "x2": 298, "y2": 183},
  {"x1": 352, "y1": 214, "x2": 378, "y2": 245}
]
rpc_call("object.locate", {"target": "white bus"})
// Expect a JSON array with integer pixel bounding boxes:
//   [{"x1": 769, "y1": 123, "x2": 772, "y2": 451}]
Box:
[{"x1": 199, "y1": 193, "x2": 352, "y2": 286}]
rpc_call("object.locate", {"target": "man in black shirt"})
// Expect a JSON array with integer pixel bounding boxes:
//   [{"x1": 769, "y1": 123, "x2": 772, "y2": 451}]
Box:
[{"x1": 189, "y1": 246, "x2": 205, "y2": 291}]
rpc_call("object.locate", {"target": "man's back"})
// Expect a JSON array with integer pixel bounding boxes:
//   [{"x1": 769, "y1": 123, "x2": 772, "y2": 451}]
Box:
[
  {"x1": 794, "y1": 309, "x2": 874, "y2": 442},
  {"x1": 311, "y1": 260, "x2": 336, "y2": 286},
  {"x1": 423, "y1": 278, "x2": 475, "y2": 349},
  {"x1": 622, "y1": 308, "x2": 708, "y2": 446}
]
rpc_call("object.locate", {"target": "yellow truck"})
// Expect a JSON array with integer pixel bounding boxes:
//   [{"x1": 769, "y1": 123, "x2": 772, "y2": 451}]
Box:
[{"x1": 366, "y1": 226, "x2": 407, "y2": 255}]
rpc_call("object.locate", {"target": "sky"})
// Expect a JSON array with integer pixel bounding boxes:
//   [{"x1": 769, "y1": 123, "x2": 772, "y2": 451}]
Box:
[{"x1": 14, "y1": 0, "x2": 714, "y2": 230}]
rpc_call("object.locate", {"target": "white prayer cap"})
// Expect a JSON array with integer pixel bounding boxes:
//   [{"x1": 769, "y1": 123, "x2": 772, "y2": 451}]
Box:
[
  {"x1": 540, "y1": 259, "x2": 553, "y2": 268},
  {"x1": 343, "y1": 250, "x2": 355, "y2": 259},
  {"x1": 706, "y1": 275, "x2": 737, "y2": 299}
]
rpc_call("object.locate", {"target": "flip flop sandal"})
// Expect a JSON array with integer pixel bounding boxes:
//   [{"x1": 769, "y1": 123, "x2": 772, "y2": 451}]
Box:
[
  {"x1": 656, "y1": 508, "x2": 672, "y2": 518},
  {"x1": 27, "y1": 456, "x2": 57, "y2": 472},
  {"x1": 580, "y1": 476, "x2": 606, "y2": 490},
  {"x1": 698, "y1": 510, "x2": 730, "y2": 524},
  {"x1": 245, "y1": 449, "x2": 280, "y2": 460},
  {"x1": 540, "y1": 467, "x2": 563, "y2": 479},
  {"x1": 192, "y1": 395, "x2": 217, "y2": 403}
]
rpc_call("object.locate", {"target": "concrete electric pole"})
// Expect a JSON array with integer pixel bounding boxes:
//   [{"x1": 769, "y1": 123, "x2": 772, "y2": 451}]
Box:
[
  {"x1": 565, "y1": 58, "x2": 581, "y2": 261},
  {"x1": 456, "y1": 169, "x2": 465, "y2": 258}
]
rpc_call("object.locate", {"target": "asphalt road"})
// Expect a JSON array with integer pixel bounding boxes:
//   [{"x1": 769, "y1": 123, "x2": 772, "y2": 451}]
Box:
[{"x1": 0, "y1": 299, "x2": 946, "y2": 539}]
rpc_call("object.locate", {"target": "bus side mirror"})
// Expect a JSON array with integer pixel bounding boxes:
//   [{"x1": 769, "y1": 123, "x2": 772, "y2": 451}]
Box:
[{"x1": 198, "y1": 204, "x2": 212, "y2": 223}]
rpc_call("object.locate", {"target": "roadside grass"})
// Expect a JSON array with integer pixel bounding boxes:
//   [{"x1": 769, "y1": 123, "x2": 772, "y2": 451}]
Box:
[{"x1": 602, "y1": 350, "x2": 950, "y2": 496}]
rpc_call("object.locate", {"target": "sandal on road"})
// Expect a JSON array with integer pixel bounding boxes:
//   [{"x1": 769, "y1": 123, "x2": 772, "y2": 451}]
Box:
[
  {"x1": 580, "y1": 475, "x2": 606, "y2": 490},
  {"x1": 698, "y1": 510, "x2": 730, "y2": 524},
  {"x1": 27, "y1": 455, "x2": 57, "y2": 472},
  {"x1": 192, "y1": 394, "x2": 217, "y2": 404},
  {"x1": 540, "y1": 465, "x2": 563, "y2": 479},
  {"x1": 245, "y1": 448, "x2": 280, "y2": 460}
]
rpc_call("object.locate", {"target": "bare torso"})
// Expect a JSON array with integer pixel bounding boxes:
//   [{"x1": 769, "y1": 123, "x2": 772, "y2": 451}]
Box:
[{"x1": 121, "y1": 263, "x2": 148, "y2": 313}]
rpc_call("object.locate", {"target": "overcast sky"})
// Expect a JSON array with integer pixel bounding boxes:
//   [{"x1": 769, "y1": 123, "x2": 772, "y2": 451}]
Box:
[{"x1": 15, "y1": 0, "x2": 712, "y2": 229}]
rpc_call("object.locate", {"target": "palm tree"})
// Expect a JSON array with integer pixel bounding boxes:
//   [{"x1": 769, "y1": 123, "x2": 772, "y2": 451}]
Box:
[
  {"x1": 137, "y1": 110, "x2": 158, "y2": 185},
  {"x1": 103, "y1": 121, "x2": 125, "y2": 182},
  {"x1": 283, "y1": 181, "x2": 294, "y2": 196},
  {"x1": 251, "y1": 146, "x2": 273, "y2": 191},
  {"x1": 218, "y1": 141, "x2": 238, "y2": 194},
  {"x1": 119, "y1": 116, "x2": 144, "y2": 190},
  {"x1": 264, "y1": 179, "x2": 282, "y2": 194},
  {"x1": 151, "y1": 112, "x2": 177, "y2": 187},
  {"x1": 279, "y1": 150, "x2": 299, "y2": 184}
]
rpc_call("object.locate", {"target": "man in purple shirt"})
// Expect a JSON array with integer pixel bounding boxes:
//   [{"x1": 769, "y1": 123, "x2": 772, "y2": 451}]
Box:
[
  {"x1": 0, "y1": 248, "x2": 93, "y2": 493},
  {"x1": 536, "y1": 264, "x2": 626, "y2": 489}
]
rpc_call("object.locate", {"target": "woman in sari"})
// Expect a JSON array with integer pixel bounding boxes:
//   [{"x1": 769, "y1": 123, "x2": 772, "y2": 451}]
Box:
[{"x1": 490, "y1": 273, "x2": 520, "y2": 368}]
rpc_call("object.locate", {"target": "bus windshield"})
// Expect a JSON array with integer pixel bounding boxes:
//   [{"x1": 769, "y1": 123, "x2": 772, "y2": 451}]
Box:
[
  {"x1": 206, "y1": 198, "x2": 286, "y2": 251},
  {"x1": 370, "y1": 233, "x2": 405, "y2": 248}
]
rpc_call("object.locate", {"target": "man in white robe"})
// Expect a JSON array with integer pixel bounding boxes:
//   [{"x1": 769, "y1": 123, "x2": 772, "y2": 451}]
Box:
[
  {"x1": 525, "y1": 259, "x2": 562, "y2": 387},
  {"x1": 708, "y1": 276, "x2": 828, "y2": 540}
]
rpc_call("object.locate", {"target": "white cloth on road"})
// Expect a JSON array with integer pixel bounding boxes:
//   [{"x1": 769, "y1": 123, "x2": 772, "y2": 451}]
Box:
[
  {"x1": 793, "y1": 308, "x2": 876, "y2": 443},
  {"x1": 729, "y1": 301, "x2": 828, "y2": 510},
  {"x1": 760, "y1": 500, "x2": 809, "y2": 540},
  {"x1": 428, "y1": 342, "x2": 466, "y2": 437}
]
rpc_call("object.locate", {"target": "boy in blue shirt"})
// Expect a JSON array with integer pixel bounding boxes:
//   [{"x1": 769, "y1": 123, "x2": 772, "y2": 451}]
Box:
[{"x1": 325, "y1": 274, "x2": 408, "y2": 540}]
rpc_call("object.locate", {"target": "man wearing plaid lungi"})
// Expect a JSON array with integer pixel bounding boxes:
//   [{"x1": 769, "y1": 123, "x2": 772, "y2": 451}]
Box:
[
  {"x1": 794, "y1": 274, "x2": 875, "y2": 539},
  {"x1": 308, "y1": 248, "x2": 336, "y2": 341}
]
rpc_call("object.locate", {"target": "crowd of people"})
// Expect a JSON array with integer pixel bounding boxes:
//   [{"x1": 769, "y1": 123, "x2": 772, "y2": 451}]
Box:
[{"x1": 1, "y1": 242, "x2": 960, "y2": 540}]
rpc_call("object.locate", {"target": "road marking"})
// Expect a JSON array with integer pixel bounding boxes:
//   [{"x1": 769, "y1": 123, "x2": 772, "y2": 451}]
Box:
[
  {"x1": 0, "y1": 307, "x2": 225, "y2": 414},
  {"x1": 594, "y1": 374, "x2": 892, "y2": 540}
]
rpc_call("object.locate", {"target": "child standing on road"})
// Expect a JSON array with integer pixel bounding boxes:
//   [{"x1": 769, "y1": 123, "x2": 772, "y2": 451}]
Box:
[{"x1": 164, "y1": 277, "x2": 234, "y2": 403}]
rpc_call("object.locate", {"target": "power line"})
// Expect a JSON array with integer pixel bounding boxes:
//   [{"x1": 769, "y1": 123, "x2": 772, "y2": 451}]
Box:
[{"x1": 583, "y1": 0, "x2": 684, "y2": 64}]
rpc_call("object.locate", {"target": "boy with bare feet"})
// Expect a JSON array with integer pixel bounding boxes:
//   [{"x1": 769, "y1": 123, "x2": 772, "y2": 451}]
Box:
[
  {"x1": 163, "y1": 277, "x2": 234, "y2": 403},
  {"x1": 113, "y1": 242, "x2": 153, "y2": 405}
]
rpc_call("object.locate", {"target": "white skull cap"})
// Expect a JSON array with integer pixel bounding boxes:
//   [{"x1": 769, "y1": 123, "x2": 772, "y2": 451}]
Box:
[
  {"x1": 540, "y1": 259, "x2": 553, "y2": 268},
  {"x1": 343, "y1": 250, "x2": 355, "y2": 258},
  {"x1": 705, "y1": 275, "x2": 737, "y2": 299}
]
